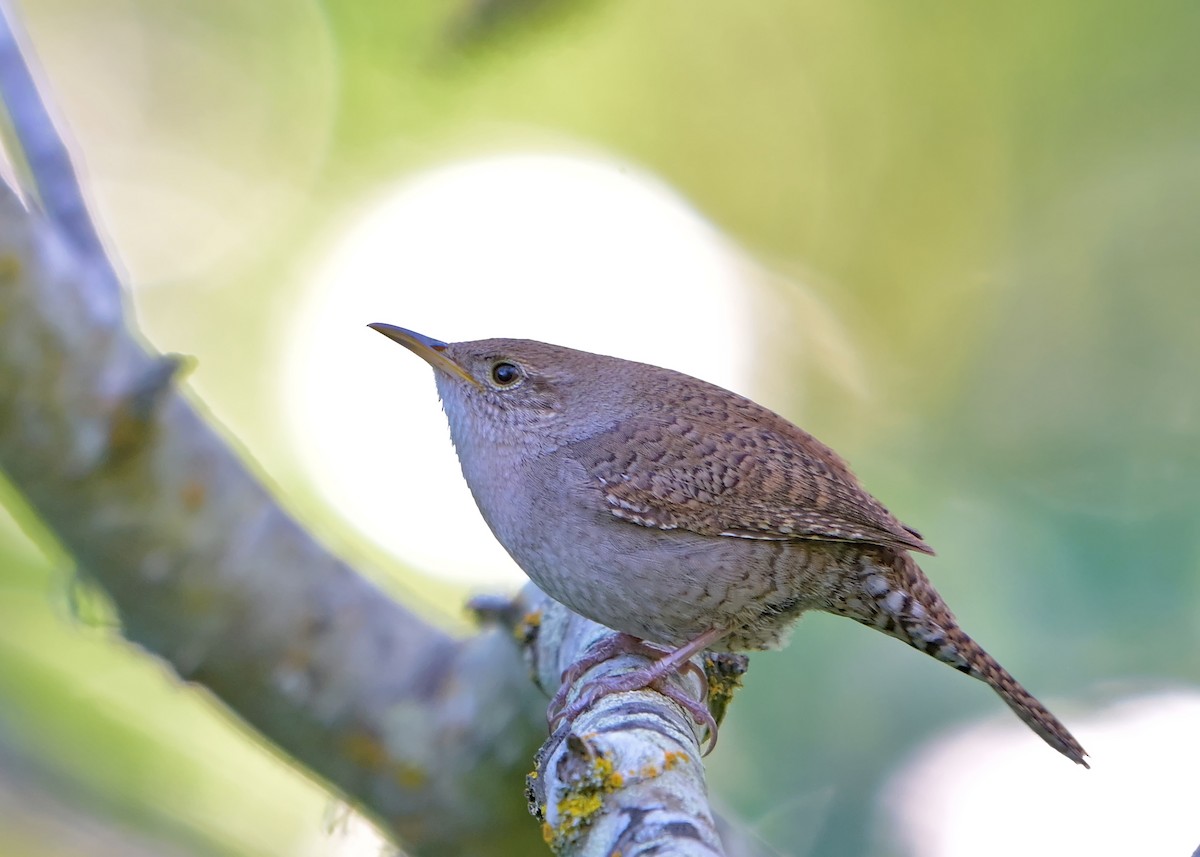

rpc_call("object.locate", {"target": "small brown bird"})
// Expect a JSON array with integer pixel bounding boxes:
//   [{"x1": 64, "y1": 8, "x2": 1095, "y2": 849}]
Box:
[{"x1": 370, "y1": 323, "x2": 1088, "y2": 766}]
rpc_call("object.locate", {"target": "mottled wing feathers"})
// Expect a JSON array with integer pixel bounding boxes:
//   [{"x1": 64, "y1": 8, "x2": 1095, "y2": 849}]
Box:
[{"x1": 565, "y1": 406, "x2": 933, "y2": 556}]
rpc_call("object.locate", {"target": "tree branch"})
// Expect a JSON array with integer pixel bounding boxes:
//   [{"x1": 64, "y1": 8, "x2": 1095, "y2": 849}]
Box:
[
  {"x1": 505, "y1": 587, "x2": 735, "y2": 856},
  {"x1": 0, "y1": 9, "x2": 740, "y2": 854},
  {"x1": 0, "y1": 4, "x2": 118, "y2": 295},
  {"x1": 0, "y1": 178, "x2": 553, "y2": 856}
]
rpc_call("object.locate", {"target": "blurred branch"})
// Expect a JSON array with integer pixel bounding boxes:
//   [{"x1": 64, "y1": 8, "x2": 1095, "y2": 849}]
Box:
[
  {"x1": 0, "y1": 178, "x2": 551, "y2": 856},
  {"x1": 0, "y1": 10, "x2": 552, "y2": 855},
  {"x1": 0, "y1": 11, "x2": 557, "y2": 841},
  {"x1": 0, "y1": 3, "x2": 117, "y2": 298},
  {"x1": 0, "y1": 737, "x2": 200, "y2": 857},
  {"x1": 0, "y1": 8, "x2": 737, "y2": 856}
]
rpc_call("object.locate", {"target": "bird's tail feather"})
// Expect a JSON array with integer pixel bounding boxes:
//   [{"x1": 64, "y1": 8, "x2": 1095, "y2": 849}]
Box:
[{"x1": 839, "y1": 549, "x2": 1089, "y2": 767}]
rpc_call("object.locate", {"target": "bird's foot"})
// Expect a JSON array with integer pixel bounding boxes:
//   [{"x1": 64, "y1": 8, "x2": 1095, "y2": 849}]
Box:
[
  {"x1": 546, "y1": 633, "x2": 707, "y2": 719},
  {"x1": 547, "y1": 629, "x2": 723, "y2": 754}
]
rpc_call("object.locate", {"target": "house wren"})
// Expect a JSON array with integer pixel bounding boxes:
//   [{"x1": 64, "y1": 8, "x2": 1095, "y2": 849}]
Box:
[{"x1": 369, "y1": 323, "x2": 1088, "y2": 766}]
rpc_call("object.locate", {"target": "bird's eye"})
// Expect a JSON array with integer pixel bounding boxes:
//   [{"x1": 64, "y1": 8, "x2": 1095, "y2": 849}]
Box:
[{"x1": 490, "y1": 361, "x2": 521, "y2": 387}]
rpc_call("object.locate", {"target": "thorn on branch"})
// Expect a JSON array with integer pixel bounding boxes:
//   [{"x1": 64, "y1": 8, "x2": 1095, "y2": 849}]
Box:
[
  {"x1": 467, "y1": 592, "x2": 543, "y2": 648},
  {"x1": 467, "y1": 592, "x2": 520, "y2": 627}
]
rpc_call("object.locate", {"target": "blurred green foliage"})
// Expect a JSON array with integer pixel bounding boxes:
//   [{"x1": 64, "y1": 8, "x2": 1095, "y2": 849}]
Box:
[{"x1": 2, "y1": 0, "x2": 1197, "y2": 855}]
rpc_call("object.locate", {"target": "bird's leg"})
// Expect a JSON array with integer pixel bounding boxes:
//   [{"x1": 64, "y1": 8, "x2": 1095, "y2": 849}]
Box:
[
  {"x1": 647, "y1": 676, "x2": 720, "y2": 755},
  {"x1": 548, "y1": 634, "x2": 663, "y2": 717},
  {"x1": 548, "y1": 627, "x2": 726, "y2": 754},
  {"x1": 546, "y1": 633, "x2": 708, "y2": 719}
]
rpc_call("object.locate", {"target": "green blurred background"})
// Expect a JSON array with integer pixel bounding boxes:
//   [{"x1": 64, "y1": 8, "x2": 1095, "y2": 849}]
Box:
[{"x1": 2, "y1": 0, "x2": 1198, "y2": 855}]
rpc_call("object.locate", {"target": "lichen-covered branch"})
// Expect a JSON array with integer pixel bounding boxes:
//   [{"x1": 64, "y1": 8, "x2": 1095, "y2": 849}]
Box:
[{"x1": 501, "y1": 587, "x2": 738, "y2": 857}]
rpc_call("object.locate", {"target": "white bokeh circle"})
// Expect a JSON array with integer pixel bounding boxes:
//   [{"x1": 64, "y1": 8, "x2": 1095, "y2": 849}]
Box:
[
  {"x1": 882, "y1": 691, "x2": 1200, "y2": 856},
  {"x1": 284, "y1": 151, "x2": 759, "y2": 585}
]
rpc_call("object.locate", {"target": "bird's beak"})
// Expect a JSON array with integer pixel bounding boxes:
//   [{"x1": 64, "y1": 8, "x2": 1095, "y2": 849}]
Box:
[{"x1": 368, "y1": 323, "x2": 481, "y2": 388}]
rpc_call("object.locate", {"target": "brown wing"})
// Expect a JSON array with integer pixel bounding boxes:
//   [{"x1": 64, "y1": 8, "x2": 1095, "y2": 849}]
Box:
[{"x1": 564, "y1": 409, "x2": 933, "y2": 555}]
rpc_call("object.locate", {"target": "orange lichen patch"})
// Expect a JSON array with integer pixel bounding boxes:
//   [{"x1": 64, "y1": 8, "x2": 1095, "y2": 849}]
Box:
[
  {"x1": 663, "y1": 750, "x2": 689, "y2": 770},
  {"x1": 180, "y1": 478, "x2": 206, "y2": 511},
  {"x1": 639, "y1": 749, "x2": 690, "y2": 780},
  {"x1": 341, "y1": 730, "x2": 389, "y2": 771}
]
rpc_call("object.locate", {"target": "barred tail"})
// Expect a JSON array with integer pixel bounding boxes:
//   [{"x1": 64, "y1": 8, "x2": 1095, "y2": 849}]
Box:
[
  {"x1": 842, "y1": 548, "x2": 1089, "y2": 767},
  {"x1": 944, "y1": 624, "x2": 1089, "y2": 767}
]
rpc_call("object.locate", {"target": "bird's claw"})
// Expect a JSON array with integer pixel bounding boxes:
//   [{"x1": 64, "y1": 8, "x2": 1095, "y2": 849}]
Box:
[{"x1": 546, "y1": 633, "x2": 718, "y2": 754}]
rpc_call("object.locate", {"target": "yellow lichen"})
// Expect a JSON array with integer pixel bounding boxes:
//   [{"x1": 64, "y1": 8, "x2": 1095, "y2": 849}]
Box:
[
  {"x1": 342, "y1": 728, "x2": 428, "y2": 789},
  {"x1": 392, "y1": 762, "x2": 427, "y2": 789},
  {"x1": 544, "y1": 748, "x2": 628, "y2": 852},
  {"x1": 558, "y1": 792, "x2": 602, "y2": 820},
  {"x1": 514, "y1": 609, "x2": 543, "y2": 644},
  {"x1": 341, "y1": 731, "x2": 389, "y2": 770},
  {"x1": 0, "y1": 254, "x2": 20, "y2": 283},
  {"x1": 591, "y1": 755, "x2": 615, "y2": 780},
  {"x1": 703, "y1": 653, "x2": 747, "y2": 725}
]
